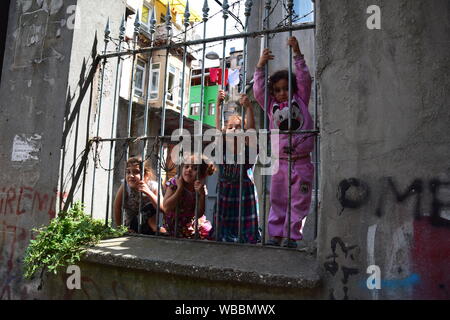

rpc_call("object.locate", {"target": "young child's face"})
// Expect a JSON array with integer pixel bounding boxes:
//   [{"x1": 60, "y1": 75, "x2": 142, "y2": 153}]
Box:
[
  {"x1": 182, "y1": 164, "x2": 198, "y2": 184},
  {"x1": 126, "y1": 164, "x2": 148, "y2": 188},
  {"x1": 225, "y1": 117, "x2": 243, "y2": 155},
  {"x1": 225, "y1": 117, "x2": 242, "y2": 133},
  {"x1": 273, "y1": 79, "x2": 289, "y2": 103}
]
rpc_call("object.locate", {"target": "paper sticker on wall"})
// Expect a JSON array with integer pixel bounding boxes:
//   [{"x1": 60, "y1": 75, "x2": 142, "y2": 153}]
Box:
[
  {"x1": 11, "y1": 134, "x2": 42, "y2": 162},
  {"x1": 14, "y1": 9, "x2": 49, "y2": 68}
]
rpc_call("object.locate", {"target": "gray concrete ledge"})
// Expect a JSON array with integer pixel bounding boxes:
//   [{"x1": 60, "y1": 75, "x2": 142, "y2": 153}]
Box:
[{"x1": 84, "y1": 236, "x2": 322, "y2": 290}]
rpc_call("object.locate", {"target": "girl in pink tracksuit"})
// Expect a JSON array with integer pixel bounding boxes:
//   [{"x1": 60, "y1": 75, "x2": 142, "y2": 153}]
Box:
[{"x1": 253, "y1": 36, "x2": 314, "y2": 248}]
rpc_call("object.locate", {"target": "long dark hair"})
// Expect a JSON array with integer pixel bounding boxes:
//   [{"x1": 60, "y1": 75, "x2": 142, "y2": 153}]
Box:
[
  {"x1": 126, "y1": 156, "x2": 155, "y2": 180},
  {"x1": 268, "y1": 70, "x2": 297, "y2": 96}
]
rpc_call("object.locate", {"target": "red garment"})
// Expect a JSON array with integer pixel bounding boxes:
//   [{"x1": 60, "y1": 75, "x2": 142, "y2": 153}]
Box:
[
  {"x1": 210, "y1": 68, "x2": 219, "y2": 83},
  {"x1": 209, "y1": 68, "x2": 228, "y2": 85}
]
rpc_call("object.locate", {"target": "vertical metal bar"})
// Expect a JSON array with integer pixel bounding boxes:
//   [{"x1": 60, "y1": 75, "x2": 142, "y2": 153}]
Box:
[
  {"x1": 237, "y1": 0, "x2": 252, "y2": 242},
  {"x1": 214, "y1": 0, "x2": 228, "y2": 241},
  {"x1": 195, "y1": 0, "x2": 210, "y2": 239},
  {"x1": 155, "y1": 4, "x2": 173, "y2": 237},
  {"x1": 179, "y1": 2, "x2": 190, "y2": 131},
  {"x1": 174, "y1": 2, "x2": 191, "y2": 237},
  {"x1": 214, "y1": 61, "x2": 220, "y2": 240},
  {"x1": 105, "y1": 16, "x2": 125, "y2": 227},
  {"x1": 287, "y1": 0, "x2": 294, "y2": 244},
  {"x1": 132, "y1": 11, "x2": 146, "y2": 235},
  {"x1": 122, "y1": 12, "x2": 141, "y2": 229},
  {"x1": 262, "y1": 0, "x2": 271, "y2": 246},
  {"x1": 139, "y1": 10, "x2": 156, "y2": 234},
  {"x1": 313, "y1": 0, "x2": 319, "y2": 240},
  {"x1": 121, "y1": 143, "x2": 127, "y2": 227},
  {"x1": 59, "y1": 90, "x2": 71, "y2": 212},
  {"x1": 59, "y1": 143, "x2": 66, "y2": 212},
  {"x1": 90, "y1": 19, "x2": 110, "y2": 219},
  {"x1": 220, "y1": 1, "x2": 228, "y2": 128}
]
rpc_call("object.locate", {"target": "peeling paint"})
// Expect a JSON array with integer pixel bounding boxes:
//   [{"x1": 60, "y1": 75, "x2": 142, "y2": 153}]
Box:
[
  {"x1": 11, "y1": 134, "x2": 42, "y2": 162},
  {"x1": 14, "y1": 9, "x2": 49, "y2": 68}
]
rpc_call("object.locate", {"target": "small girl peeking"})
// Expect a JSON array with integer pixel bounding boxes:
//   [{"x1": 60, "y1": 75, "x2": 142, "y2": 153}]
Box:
[
  {"x1": 214, "y1": 90, "x2": 260, "y2": 244},
  {"x1": 114, "y1": 157, "x2": 165, "y2": 235},
  {"x1": 253, "y1": 36, "x2": 314, "y2": 248},
  {"x1": 163, "y1": 154, "x2": 216, "y2": 239}
]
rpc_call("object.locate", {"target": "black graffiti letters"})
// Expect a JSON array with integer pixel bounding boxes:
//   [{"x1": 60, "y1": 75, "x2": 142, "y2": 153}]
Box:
[
  {"x1": 324, "y1": 237, "x2": 360, "y2": 300},
  {"x1": 376, "y1": 178, "x2": 423, "y2": 219},
  {"x1": 337, "y1": 176, "x2": 450, "y2": 227}
]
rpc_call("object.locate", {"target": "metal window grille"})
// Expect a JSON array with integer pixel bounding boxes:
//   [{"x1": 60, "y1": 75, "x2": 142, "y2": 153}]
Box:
[{"x1": 60, "y1": 0, "x2": 319, "y2": 250}]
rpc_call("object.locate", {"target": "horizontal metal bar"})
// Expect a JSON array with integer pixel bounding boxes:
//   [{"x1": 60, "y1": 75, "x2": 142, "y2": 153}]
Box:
[
  {"x1": 275, "y1": 130, "x2": 320, "y2": 135},
  {"x1": 90, "y1": 130, "x2": 320, "y2": 143},
  {"x1": 99, "y1": 23, "x2": 315, "y2": 60}
]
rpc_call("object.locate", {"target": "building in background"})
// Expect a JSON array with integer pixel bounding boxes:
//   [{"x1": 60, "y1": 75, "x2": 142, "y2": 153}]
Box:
[
  {"x1": 188, "y1": 48, "x2": 245, "y2": 128},
  {"x1": 188, "y1": 69, "x2": 218, "y2": 128},
  {"x1": 116, "y1": 0, "x2": 203, "y2": 188}
]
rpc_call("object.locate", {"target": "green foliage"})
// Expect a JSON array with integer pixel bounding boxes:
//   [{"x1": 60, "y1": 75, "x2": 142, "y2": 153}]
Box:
[{"x1": 23, "y1": 202, "x2": 127, "y2": 280}]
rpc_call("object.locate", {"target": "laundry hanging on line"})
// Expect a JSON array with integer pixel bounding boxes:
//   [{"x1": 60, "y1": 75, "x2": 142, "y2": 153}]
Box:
[
  {"x1": 228, "y1": 69, "x2": 240, "y2": 87},
  {"x1": 209, "y1": 68, "x2": 229, "y2": 85}
]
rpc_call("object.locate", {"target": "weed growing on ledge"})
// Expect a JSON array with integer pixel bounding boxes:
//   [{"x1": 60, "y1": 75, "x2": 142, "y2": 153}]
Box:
[{"x1": 23, "y1": 202, "x2": 127, "y2": 282}]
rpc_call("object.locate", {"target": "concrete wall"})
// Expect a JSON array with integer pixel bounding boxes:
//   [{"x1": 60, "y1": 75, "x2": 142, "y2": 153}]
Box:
[
  {"x1": 0, "y1": 0, "x2": 77, "y2": 299},
  {"x1": 0, "y1": 0, "x2": 126, "y2": 299},
  {"x1": 64, "y1": 0, "x2": 126, "y2": 221},
  {"x1": 316, "y1": 0, "x2": 450, "y2": 300},
  {"x1": 41, "y1": 236, "x2": 322, "y2": 300}
]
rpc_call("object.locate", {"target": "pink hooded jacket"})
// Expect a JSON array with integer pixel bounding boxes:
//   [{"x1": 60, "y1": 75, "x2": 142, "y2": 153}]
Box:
[{"x1": 253, "y1": 55, "x2": 314, "y2": 158}]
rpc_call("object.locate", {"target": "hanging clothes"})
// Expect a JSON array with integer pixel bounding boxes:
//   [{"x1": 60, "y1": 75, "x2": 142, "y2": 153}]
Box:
[
  {"x1": 228, "y1": 69, "x2": 240, "y2": 87},
  {"x1": 209, "y1": 68, "x2": 220, "y2": 83},
  {"x1": 209, "y1": 68, "x2": 229, "y2": 85}
]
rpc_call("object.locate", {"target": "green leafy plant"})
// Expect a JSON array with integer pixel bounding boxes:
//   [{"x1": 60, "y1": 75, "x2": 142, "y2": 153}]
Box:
[{"x1": 24, "y1": 202, "x2": 127, "y2": 280}]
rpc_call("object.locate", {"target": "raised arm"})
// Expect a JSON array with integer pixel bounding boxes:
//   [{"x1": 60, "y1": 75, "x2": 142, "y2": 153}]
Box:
[
  {"x1": 240, "y1": 94, "x2": 255, "y2": 130},
  {"x1": 162, "y1": 177, "x2": 184, "y2": 213},
  {"x1": 289, "y1": 37, "x2": 312, "y2": 105},
  {"x1": 137, "y1": 180, "x2": 164, "y2": 212},
  {"x1": 215, "y1": 90, "x2": 226, "y2": 130},
  {"x1": 253, "y1": 48, "x2": 274, "y2": 109}
]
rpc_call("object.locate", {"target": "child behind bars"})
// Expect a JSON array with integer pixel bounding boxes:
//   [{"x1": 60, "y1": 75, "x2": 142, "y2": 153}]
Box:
[
  {"x1": 253, "y1": 36, "x2": 314, "y2": 248},
  {"x1": 163, "y1": 154, "x2": 215, "y2": 239},
  {"x1": 114, "y1": 157, "x2": 164, "y2": 234}
]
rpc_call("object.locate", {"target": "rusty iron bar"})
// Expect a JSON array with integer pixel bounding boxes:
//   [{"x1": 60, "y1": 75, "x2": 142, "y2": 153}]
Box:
[
  {"x1": 99, "y1": 23, "x2": 315, "y2": 60},
  {"x1": 155, "y1": 4, "x2": 173, "y2": 237}
]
